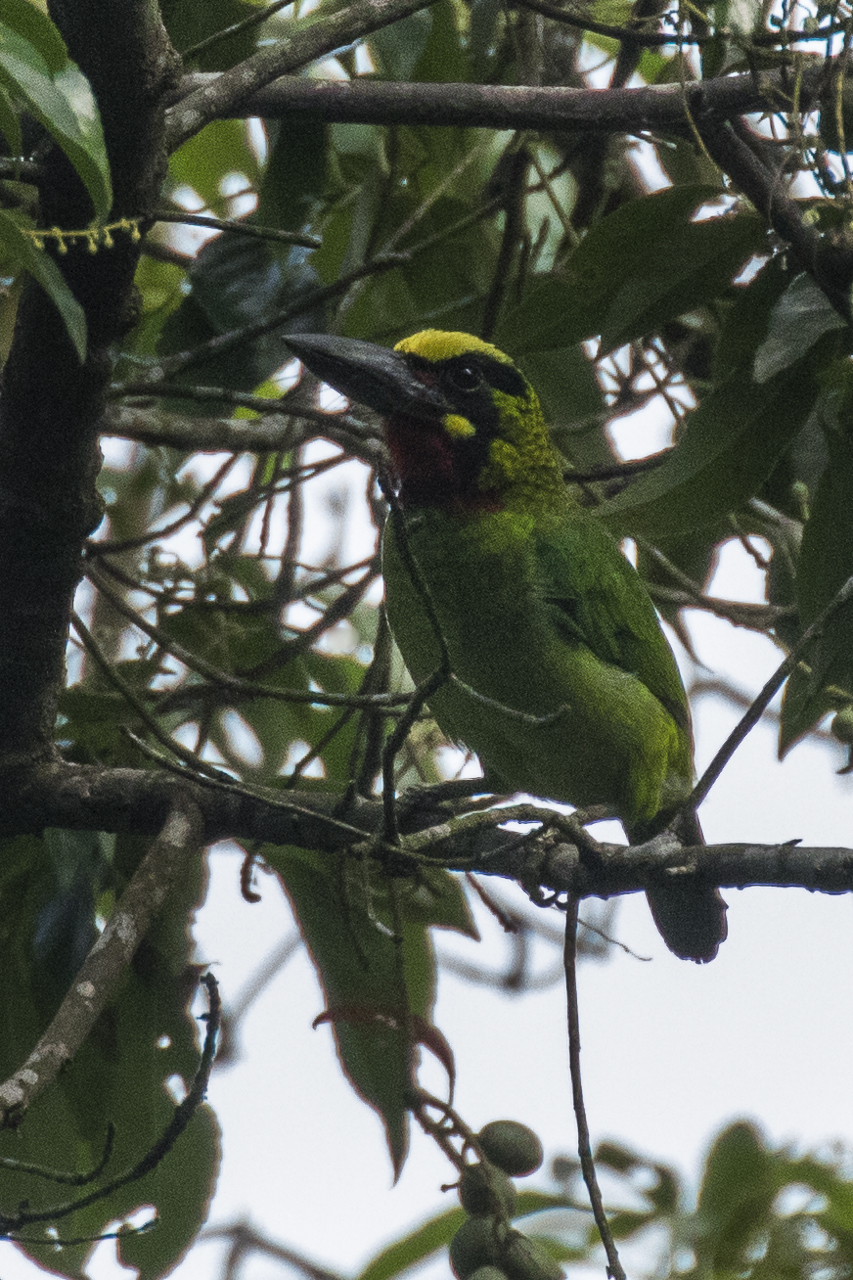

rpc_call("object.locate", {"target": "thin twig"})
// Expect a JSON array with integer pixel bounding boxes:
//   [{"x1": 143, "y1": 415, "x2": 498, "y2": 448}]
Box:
[
  {"x1": 153, "y1": 209, "x2": 321, "y2": 250},
  {"x1": 200, "y1": 1221, "x2": 345, "y2": 1280},
  {"x1": 689, "y1": 575, "x2": 853, "y2": 811},
  {"x1": 71, "y1": 609, "x2": 230, "y2": 780},
  {"x1": 180, "y1": 0, "x2": 295, "y2": 61},
  {"x1": 564, "y1": 902, "x2": 627, "y2": 1280},
  {"x1": 88, "y1": 561, "x2": 394, "y2": 712}
]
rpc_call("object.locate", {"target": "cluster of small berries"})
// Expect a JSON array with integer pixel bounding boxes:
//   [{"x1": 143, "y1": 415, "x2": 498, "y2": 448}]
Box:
[{"x1": 450, "y1": 1121, "x2": 563, "y2": 1280}]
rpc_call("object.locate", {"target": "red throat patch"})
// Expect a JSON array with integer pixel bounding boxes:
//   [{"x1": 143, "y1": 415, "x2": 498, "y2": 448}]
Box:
[{"x1": 384, "y1": 415, "x2": 502, "y2": 512}]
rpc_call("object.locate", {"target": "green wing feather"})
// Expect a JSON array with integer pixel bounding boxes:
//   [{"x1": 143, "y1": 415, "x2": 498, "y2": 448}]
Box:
[{"x1": 532, "y1": 514, "x2": 691, "y2": 734}]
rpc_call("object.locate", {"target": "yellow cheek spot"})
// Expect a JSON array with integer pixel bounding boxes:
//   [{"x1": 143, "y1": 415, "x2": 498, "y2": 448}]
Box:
[{"x1": 443, "y1": 413, "x2": 476, "y2": 439}]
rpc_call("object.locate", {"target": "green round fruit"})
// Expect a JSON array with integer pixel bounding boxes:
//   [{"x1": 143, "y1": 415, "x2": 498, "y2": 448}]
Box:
[
  {"x1": 478, "y1": 1121, "x2": 544, "y2": 1177},
  {"x1": 468, "y1": 1269, "x2": 509, "y2": 1280},
  {"x1": 831, "y1": 705, "x2": 853, "y2": 744},
  {"x1": 501, "y1": 1232, "x2": 564, "y2": 1280},
  {"x1": 450, "y1": 1217, "x2": 501, "y2": 1279},
  {"x1": 459, "y1": 1163, "x2": 518, "y2": 1217}
]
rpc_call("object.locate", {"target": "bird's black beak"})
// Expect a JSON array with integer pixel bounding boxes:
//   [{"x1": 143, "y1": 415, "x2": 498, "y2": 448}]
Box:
[{"x1": 286, "y1": 334, "x2": 449, "y2": 420}]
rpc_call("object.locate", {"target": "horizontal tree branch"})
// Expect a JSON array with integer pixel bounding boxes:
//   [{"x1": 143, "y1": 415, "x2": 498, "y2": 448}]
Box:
[
  {"x1": 168, "y1": 63, "x2": 826, "y2": 138},
  {"x1": 100, "y1": 401, "x2": 381, "y2": 462},
  {"x1": 4, "y1": 762, "x2": 852, "y2": 899},
  {"x1": 479, "y1": 829, "x2": 853, "y2": 897}
]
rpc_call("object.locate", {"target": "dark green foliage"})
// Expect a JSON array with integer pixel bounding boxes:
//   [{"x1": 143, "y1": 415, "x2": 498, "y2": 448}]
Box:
[
  {"x1": 3, "y1": 0, "x2": 853, "y2": 1272},
  {"x1": 0, "y1": 831, "x2": 218, "y2": 1280}
]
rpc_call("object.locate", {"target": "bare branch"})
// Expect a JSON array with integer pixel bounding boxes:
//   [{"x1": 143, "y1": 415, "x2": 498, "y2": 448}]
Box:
[
  {"x1": 168, "y1": 63, "x2": 826, "y2": 137},
  {"x1": 152, "y1": 209, "x2": 321, "y2": 249},
  {"x1": 4, "y1": 764, "x2": 853, "y2": 902}
]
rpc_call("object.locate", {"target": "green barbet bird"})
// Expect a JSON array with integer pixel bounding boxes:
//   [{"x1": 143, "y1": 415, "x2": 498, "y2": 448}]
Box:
[{"x1": 288, "y1": 330, "x2": 727, "y2": 962}]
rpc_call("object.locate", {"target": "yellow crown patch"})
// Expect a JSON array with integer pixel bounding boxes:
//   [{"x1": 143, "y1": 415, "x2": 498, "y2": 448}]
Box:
[{"x1": 395, "y1": 330, "x2": 515, "y2": 366}]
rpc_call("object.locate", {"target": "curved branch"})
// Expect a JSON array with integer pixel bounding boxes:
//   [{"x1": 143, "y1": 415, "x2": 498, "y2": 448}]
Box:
[{"x1": 165, "y1": 0, "x2": 440, "y2": 151}]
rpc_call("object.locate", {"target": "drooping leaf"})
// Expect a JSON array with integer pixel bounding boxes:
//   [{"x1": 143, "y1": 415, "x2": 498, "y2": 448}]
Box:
[
  {"x1": 780, "y1": 418, "x2": 853, "y2": 756},
  {"x1": 0, "y1": 209, "x2": 86, "y2": 360},
  {"x1": 754, "y1": 272, "x2": 848, "y2": 384},
  {"x1": 263, "y1": 845, "x2": 470, "y2": 1176},
  {"x1": 693, "y1": 1122, "x2": 777, "y2": 1272},
  {"x1": 158, "y1": 230, "x2": 323, "y2": 397},
  {"x1": 257, "y1": 118, "x2": 327, "y2": 233},
  {"x1": 0, "y1": 831, "x2": 219, "y2": 1280},
  {"x1": 0, "y1": 1, "x2": 111, "y2": 218},
  {"x1": 596, "y1": 353, "x2": 822, "y2": 539}
]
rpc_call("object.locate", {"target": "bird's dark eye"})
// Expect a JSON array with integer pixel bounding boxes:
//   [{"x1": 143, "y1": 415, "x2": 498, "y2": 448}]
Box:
[{"x1": 445, "y1": 362, "x2": 483, "y2": 393}]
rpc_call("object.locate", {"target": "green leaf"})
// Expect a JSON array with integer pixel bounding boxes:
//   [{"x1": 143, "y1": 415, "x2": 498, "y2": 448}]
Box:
[
  {"x1": 780, "y1": 422, "x2": 853, "y2": 756},
  {"x1": 168, "y1": 118, "x2": 262, "y2": 214},
  {"x1": 356, "y1": 1206, "x2": 466, "y2": 1280},
  {"x1": 0, "y1": 0, "x2": 68, "y2": 71},
  {"x1": 158, "y1": 229, "x2": 323, "y2": 395},
  {"x1": 263, "y1": 845, "x2": 449, "y2": 1176},
  {"x1": 0, "y1": 81, "x2": 21, "y2": 156},
  {"x1": 498, "y1": 186, "x2": 765, "y2": 356},
  {"x1": 0, "y1": 831, "x2": 218, "y2": 1280},
  {"x1": 714, "y1": 252, "x2": 794, "y2": 381},
  {"x1": 469, "y1": 0, "x2": 502, "y2": 71},
  {"x1": 754, "y1": 273, "x2": 848, "y2": 384},
  {"x1": 161, "y1": 0, "x2": 262, "y2": 72},
  {"x1": 257, "y1": 118, "x2": 326, "y2": 232},
  {"x1": 369, "y1": 8, "x2": 433, "y2": 79},
  {"x1": 694, "y1": 1122, "x2": 776, "y2": 1272},
  {"x1": 117, "y1": 1108, "x2": 220, "y2": 1280},
  {"x1": 411, "y1": 0, "x2": 470, "y2": 82},
  {"x1": 0, "y1": 209, "x2": 86, "y2": 360},
  {"x1": 596, "y1": 354, "x2": 821, "y2": 539},
  {"x1": 0, "y1": 6, "x2": 112, "y2": 219}
]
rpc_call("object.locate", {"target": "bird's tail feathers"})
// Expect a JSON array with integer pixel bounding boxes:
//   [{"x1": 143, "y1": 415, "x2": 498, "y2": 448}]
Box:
[{"x1": 633, "y1": 811, "x2": 728, "y2": 964}]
